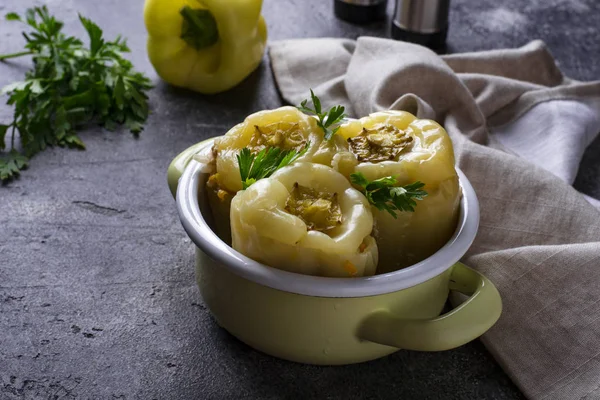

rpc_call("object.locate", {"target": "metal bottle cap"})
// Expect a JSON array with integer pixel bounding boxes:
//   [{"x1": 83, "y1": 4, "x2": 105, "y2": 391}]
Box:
[
  {"x1": 334, "y1": 0, "x2": 387, "y2": 25},
  {"x1": 391, "y1": 0, "x2": 450, "y2": 52}
]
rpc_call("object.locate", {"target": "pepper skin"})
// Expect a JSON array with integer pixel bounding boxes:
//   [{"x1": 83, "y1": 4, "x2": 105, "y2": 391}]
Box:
[
  {"x1": 202, "y1": 106, "x2": 348, "y2": 243},
  {"x1": 336, "y1": 110, "x2": 461, "y2": 273},
  {"x1": 143, "y1": 0, "x2": 267, "y2": 94},
  {"x1": 230, "y1": 163, "x2": 378, "y2": 277}
]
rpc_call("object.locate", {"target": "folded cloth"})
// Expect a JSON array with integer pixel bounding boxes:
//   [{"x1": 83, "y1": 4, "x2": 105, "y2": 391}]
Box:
[{"x1": 269, "y1": 37, "x2": 600, "y2": 400}]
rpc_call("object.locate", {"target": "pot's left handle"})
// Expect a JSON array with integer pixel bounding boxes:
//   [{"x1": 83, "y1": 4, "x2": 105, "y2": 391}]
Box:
[
  {"x1": 358, "y1": 262, "x2": 502, "y2": 351},
  {"x1": 167, "y1": 140, "x2": 214, "y2": 198}
]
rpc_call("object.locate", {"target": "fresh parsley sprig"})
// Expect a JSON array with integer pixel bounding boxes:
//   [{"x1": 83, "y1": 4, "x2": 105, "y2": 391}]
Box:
[
  {"x1": 297, "y1": 89, "x2": 345, "y2": 140},
  {"x1": 237, "y1": 143, "x2": 309, "y2": 189},
  {"x1": 0, "y1": 6, "x2": 152, "y2": 181},
  {"x1": 350, "y1": 172, "x2": 427, "y2": 218}
]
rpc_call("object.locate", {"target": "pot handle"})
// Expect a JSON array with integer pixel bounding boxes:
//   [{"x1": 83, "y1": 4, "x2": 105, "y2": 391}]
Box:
[
  {"x1": 358, "y1": 262, "x2": 502, "y2": 351},
  {"x1": 167, "y1": 140, "x2": 214, "y2": 198}
]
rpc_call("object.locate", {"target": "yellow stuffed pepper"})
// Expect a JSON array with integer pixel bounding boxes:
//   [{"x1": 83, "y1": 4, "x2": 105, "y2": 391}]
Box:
[
  {"x1": 143, "y1": 0, "x2": 267, "y2": 94},
  {"x1": 197, "y1": 106, "x2": 349, "y2": 243},
  {"x1": 230, "y1": 163, "x2": 378, "y2": 277},
  {"x1": 335, "y1": 110, "x2": 461, "y2": 273}
]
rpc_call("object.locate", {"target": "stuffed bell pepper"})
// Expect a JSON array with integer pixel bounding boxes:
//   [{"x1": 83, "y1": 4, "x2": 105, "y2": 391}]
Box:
[
  {"x1": 336, "y1": 110, "x2": 461, "y2": 273},
  {"x1": 197, "y1": 106, "x2": 348, "y2": 242},
  {"x1": 230, "y1": 162, "x2": 378, "y2": 277}
]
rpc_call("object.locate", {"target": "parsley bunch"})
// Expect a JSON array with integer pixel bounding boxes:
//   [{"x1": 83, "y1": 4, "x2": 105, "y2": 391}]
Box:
[
  {"x1": 0, "y1": 6, "x2": 152, "y2": 181},
  {"x1": 237, "y1": 144, "x2": 309, "y2": 189},
  {"x1": 297, "y1": 90, "x2": 345, "y2": 140},
  {"x1": 351, "y1": 172, "x2": 428, "y2": 218}
]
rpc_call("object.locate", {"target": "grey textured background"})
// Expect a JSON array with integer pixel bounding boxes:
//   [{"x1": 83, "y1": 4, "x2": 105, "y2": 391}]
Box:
[{"x1": 1, "y1": 0, "x2": 598, "y2": 399}]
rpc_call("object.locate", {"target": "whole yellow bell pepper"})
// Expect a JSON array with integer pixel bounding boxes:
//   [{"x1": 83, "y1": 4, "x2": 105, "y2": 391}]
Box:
[{"x1": 143, "y1": 0, "x2": 267, "y2": 94}]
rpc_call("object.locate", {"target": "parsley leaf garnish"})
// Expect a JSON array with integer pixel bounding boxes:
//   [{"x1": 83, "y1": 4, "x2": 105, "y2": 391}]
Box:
[
  {"x1": 0, "y1": 150, "x2": 28, "y2": 181},
  {"x1": 0, "y1": 6, "x2": 152, "y2": 181},
  {"x1": 237, "y1": 143, "x2": 309, "y2": 189},
  {"x1": 350, "y1": 172, "x2": 428, "y2": 218},
  {"x1": 297, "y1": 89, "x2": 346, "y2": 140}
]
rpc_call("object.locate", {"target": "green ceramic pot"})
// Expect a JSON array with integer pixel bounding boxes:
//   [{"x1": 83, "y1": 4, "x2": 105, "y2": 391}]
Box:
[{"x1": 168, "y1": 139, "x2": 502, "y2": 365}]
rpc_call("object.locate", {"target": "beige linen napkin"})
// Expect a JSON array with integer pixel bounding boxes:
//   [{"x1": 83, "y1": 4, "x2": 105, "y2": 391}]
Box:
[{"x1": 269, "y1": 37, "x2": 600, "y2": 400}]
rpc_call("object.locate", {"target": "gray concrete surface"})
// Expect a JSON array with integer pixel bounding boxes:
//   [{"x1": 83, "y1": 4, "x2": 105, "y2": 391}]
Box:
[{"x1": 1, "y1": 0, "x2": 598, "y2": 398}]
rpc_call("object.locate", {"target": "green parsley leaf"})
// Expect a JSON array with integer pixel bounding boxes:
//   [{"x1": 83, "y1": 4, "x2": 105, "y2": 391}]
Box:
[
  {"x1": 0, "y1": 6, "x2": 152, "y2": 181},
  {"x1": 63, "y1": 134, "x2": 86, "y2": 149},
  {"x1": 0, "y1": 150, "x2": 29, "y2": 181},
  {"x1": 78, "y1": 15, "x2": 103, "y2": 55},
  {"x1": 297, "y1": 89, "x2": 346, "y2": 140},
  {"x1": 350, "y1": 172, "x2": 427, "y2": 218},
  {"x1": 5, "y1": 12, "x2": 21, "y2": 21},
  {"x1": 237, "y1": 143, "x2": 309, "y2": 190}
]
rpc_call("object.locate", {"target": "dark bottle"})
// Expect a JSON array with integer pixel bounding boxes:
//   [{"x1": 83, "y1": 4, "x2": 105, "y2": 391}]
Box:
[
  {"x1": 334, "y1": 0, "x2": 388, "y2": 25},
  {"x1": 391, "y1": 0, "x2": 450, "y2": 53}
]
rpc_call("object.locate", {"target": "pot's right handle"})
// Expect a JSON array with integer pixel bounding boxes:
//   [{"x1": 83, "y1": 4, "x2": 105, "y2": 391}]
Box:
[{"x1": 358, "y1": 262, "x2": 502, "y2": 351}]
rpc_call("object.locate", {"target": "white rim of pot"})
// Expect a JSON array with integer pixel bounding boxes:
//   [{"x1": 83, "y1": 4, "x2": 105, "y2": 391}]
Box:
[{"x1": 176, "y1": 144, "x2": 480, "y2": 298}]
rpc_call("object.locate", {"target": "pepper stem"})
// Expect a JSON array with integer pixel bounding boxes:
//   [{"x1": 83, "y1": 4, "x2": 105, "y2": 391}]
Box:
[
  {"x1": 0, "y1": 51, "x2": 33, "y2": 61},
  {"x1": 180, "y1": 6, "x2": 219, "y2": 50}
]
